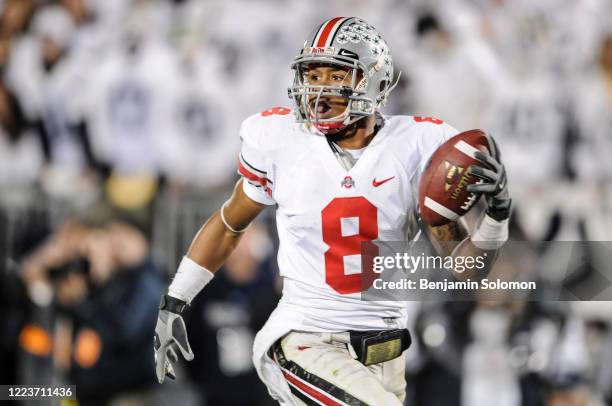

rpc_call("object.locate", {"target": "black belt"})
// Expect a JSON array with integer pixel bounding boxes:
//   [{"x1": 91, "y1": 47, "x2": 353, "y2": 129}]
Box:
[{"x1": 349, "y1": 329, "x2": 412, "y2": 366}]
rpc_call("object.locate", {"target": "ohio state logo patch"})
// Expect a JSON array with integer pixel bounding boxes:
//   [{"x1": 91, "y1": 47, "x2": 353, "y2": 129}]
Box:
[{"x1": 341, "y1": 176, "x2": 355, "y2": 189}]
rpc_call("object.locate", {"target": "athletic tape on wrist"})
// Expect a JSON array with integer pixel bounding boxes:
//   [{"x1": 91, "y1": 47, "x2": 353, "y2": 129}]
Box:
[
  {"x1": 471, "y1": 214, "x2": 509, "y2": 250},
  {"x1": 168, "y1": 256, "x2": 214, "y2": 304}
]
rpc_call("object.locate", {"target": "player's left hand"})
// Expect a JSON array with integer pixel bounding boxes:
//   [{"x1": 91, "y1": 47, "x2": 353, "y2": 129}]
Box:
[{"x1": 466, "y1": 134, "x2": 511, "y2": 221}]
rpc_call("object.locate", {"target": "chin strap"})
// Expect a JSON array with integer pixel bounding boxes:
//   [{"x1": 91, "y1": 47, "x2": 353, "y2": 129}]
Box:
[
  {"x1": 324, "y1": 113, "x2": 383, "y2": 170},
  {"x1": 377, "y1": 71, "x2": 402, "y2": 106},
  {"x1": 313, "y1": 118, "x2": 349, "y2": 134},
  {"x1": 308, "y1": 85, "x2": 373, "y2": 135},
  {"x1": 327, "y1": 138, "x2": 356, "y2": 171}
]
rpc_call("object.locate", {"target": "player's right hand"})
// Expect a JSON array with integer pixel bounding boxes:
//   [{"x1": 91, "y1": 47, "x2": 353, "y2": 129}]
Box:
[
  {"x1": 154, "y1": 294, "x2": 194, "y2": 384},
  {"x1": 466, "y1": 134, "x2": 511, "y2": 221}
]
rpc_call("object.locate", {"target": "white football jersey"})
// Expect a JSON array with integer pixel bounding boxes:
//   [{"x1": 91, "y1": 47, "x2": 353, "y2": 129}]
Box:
[{"x1": 239, "y1": 108, "x2": 458, "y2": 331}]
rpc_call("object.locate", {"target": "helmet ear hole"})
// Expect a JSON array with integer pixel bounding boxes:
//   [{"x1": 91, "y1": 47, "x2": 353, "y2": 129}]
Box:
[{"x1": 379, "y1": 80, "x2": 389, "y2": 92}]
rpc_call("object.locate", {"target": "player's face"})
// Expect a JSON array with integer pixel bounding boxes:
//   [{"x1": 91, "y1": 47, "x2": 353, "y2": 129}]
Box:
[{"x1": 302, "y1": 65, "x2": 356, "y2": 119}]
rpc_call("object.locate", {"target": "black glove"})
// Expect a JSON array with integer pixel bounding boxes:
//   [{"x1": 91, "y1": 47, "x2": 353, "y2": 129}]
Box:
[
  {"x1": 466, "y1": 134, "x2": 511, "y2": 221},
  {"x1": 154, "y1": 295, "x2": 193, "y2": 383}
]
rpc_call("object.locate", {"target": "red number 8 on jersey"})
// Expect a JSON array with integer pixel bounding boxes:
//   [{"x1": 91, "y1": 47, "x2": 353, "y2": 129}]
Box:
[
  {"x1": 414, "y1": 116, "x2": 444, "y2": 125},
  {"x1": 261, "y1": 107, "x2": 291, "y2": 117},
  {"x1": 321, "y1": 196, "x2": 379, "y2": 294}
]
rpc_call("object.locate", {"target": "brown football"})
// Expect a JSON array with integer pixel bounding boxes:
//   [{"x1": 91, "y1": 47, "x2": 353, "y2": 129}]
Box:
[{"x1": 418, "y1": 129, "x2": 491, "y2": 227}]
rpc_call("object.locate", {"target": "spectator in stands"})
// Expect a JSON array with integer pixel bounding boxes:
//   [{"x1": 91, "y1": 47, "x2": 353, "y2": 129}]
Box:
[
  {"x1": 5, "y1": 5, "x2": 101, "y2": 203},
  {"x1": 405, "y1": 8, "x2": 503, "y2": 131},
  {"x1": 0, "y1": 252, "x2": 28, "y2": 386},
  {"x1": 20, "y1": 218, "x2": 162, "y2": 405},
  {"x1": 0, "y1": 78, "x2": 43, "y2": 207},
  {"x1": 571, "y1": 31, "x2": 612, "y2": 181}
]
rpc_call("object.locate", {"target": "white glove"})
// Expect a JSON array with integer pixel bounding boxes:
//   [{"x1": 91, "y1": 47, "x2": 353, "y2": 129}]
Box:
[{"x1": 154, "y1": 295, "x2": 194, "y2": 383}]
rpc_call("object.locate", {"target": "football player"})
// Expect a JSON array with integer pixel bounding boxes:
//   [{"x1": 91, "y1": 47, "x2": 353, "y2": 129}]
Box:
[{"x1": 154, "y1": 17, "x2": 511, "y2": 405}]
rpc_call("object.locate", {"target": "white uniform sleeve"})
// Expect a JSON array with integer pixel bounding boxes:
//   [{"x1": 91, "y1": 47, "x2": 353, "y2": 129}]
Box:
[{"x1": 237, "y1": 119, "x2": 277, "y2": 206}]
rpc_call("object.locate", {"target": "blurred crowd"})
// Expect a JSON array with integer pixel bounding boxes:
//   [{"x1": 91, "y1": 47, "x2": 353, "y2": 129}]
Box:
[{"x1": 0, "y1": 0, "x2": 611, "y2": 405}]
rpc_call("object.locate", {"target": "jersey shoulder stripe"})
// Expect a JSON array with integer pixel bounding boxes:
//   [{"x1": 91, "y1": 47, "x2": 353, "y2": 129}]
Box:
[
  {"x1": 238, "y1": 158, "x2": 273, "y2": 197},
  {"x1": 239, "y1": 152, "x2": 268, "y2": 177}
]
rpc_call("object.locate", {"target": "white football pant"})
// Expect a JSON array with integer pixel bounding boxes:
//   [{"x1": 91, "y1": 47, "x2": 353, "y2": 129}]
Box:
[{"x1": 272, "y1": 331, "x2": 406, "y2": 406}]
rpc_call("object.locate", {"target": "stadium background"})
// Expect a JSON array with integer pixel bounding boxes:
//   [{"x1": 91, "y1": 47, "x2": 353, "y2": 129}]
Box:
[{"x1": 0, "y1": 0, "x2": 611, "y2": 405}]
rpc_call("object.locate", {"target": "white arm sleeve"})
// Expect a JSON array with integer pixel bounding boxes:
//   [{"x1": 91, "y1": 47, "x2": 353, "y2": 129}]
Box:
[{"x1": 168, "y1": 256, "x2": 215, "y2": 304}]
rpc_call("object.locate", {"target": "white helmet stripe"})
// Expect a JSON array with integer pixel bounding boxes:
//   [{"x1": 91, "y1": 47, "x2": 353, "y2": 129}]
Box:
[
  {"x1": 312, "y1": 17, "x2": 348, "y2": 48},
  {"x1": 323, "y1": 17, "x2": 350, "y2": 47},
  {"x1": 310, "y1": 21, "x2": 326, "y2": 47}
]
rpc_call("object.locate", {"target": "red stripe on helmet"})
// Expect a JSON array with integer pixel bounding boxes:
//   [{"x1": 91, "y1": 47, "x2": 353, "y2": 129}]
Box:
[{"x1": 316, "y1": 17, "x2": 344, "y2": 47}]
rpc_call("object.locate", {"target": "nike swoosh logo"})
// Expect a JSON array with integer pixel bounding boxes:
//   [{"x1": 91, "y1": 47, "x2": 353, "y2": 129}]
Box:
[{"x1": 372, "y1": 176, "x2": 395, "y2": 187}]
